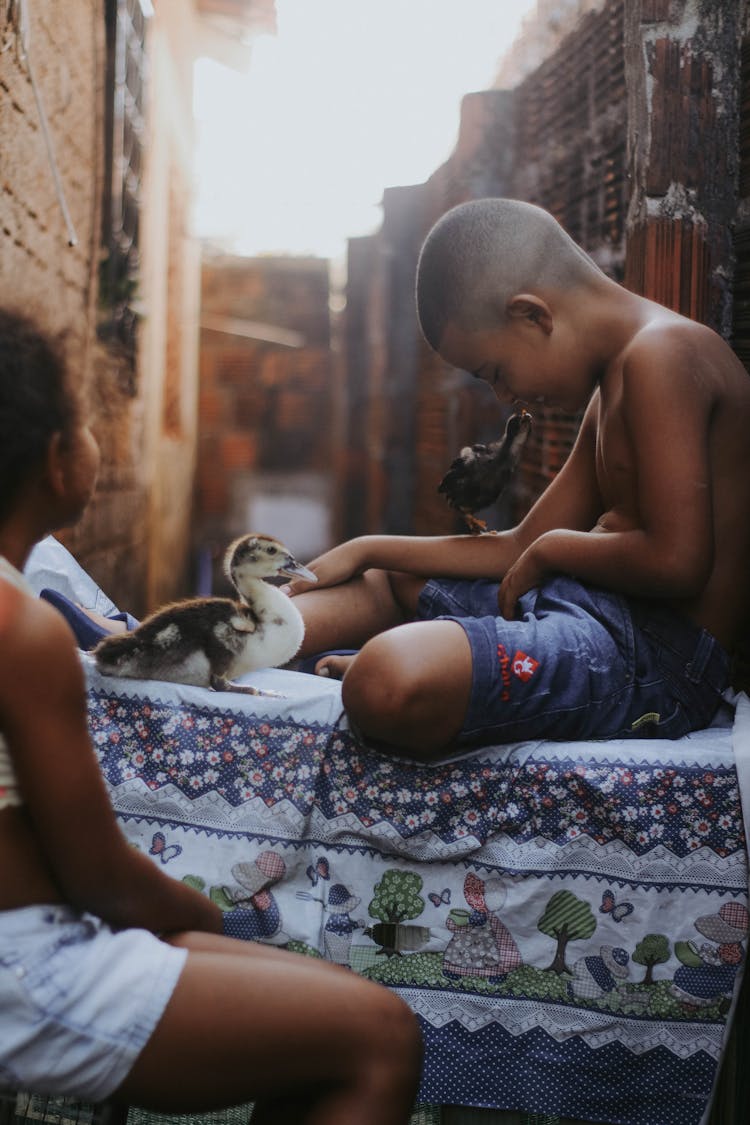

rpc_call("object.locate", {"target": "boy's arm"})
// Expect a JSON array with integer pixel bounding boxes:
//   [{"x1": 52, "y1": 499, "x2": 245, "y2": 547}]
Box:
[
  {"x1": 498, "y1": 336, "x2": 715, "y2": 616},
  {"x1": 285, "y1": 397, "x2": 603, "y2": 593},
  {"x1": 0, "y1": 592, "x2": 222, "y2": 935}
]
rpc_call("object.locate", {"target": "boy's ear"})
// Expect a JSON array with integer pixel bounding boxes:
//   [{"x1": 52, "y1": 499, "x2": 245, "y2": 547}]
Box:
[{"x1": 506, "y1": 294, "x2": 553, "y2": 335}]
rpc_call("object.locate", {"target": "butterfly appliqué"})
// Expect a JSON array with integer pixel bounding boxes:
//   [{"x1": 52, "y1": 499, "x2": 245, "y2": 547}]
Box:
[
  {"x1": 306, "y1": 856, "x2": 330, "y2": 886},
  {"x1": 149, "y1": 831, "x2": 183, "y2": 865},
  {"x1": 428, "y1": 888, "x2": 451, "y2": 908},
  {"x1": 600, "y1": 888, "x2": 634, "y2": 923}
]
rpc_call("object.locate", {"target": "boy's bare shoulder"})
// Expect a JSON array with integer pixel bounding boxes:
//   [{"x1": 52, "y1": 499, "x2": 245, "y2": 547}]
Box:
[
  {"x1": 626, "y1": 311, "x2": 723, "y2": 360},
  {"x1": 619, "y1": 310, "x2": 750, "y2": 404}
]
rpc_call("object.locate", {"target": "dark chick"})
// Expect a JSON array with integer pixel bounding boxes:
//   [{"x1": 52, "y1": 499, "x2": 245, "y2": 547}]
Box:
[{"x1": 438, "y1": 409, "x2": 533, "y2": 532}]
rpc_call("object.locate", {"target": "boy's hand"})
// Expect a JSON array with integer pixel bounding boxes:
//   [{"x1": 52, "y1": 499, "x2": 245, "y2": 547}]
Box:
[
  {"x1": 282, "y1": 539, "x2": 369, "y2": 596},
  {"x1": 497, "y1": 543, "x2": 547, "y2": 618}
]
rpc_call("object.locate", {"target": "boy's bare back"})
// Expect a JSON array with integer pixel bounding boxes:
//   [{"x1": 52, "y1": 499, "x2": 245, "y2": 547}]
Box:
[{"x1": 593, "y1": 303, "x2": 750, "y2": 650}]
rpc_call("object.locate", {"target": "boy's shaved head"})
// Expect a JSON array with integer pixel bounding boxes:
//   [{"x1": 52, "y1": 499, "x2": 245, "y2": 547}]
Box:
[{"x1": 415, "y1": 198, "x2": 602, "y2": 351}]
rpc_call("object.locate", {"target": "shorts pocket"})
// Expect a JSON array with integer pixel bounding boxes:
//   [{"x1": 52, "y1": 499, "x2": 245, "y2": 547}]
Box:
[{"x1": 622, "y1": 698, "x2": 693, "y2": 740}]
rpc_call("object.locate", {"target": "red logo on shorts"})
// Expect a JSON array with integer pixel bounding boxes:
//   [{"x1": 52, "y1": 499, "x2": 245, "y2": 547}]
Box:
[{"x1": 512, "y1": 651, "x2": 539, "y2": 681}]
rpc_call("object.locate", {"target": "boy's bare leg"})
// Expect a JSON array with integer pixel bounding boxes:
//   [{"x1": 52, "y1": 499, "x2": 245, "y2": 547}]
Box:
[
  {"x1": 114, "y1": 932, "x2": 422, "y2": 1124},
  {"x1": 293, "y1": 570, "x2": 426, "y2": 658}
]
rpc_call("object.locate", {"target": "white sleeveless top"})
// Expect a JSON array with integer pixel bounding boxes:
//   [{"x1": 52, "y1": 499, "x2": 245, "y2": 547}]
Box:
[{"x1": 0, "y1": 555, "x2": 32, "y2": 809}]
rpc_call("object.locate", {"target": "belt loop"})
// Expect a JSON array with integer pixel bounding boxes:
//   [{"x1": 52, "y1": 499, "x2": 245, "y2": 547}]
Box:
[{"x1": 685, "y1": 630, "x2": 714, "y2": 684}]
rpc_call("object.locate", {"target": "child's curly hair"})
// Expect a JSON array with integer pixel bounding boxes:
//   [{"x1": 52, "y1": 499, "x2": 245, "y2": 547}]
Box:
[{"x1": 0, "y1": 309, "x2": 78, "y2": 520}]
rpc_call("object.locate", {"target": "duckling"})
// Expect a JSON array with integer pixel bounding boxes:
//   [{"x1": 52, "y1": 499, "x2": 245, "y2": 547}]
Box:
[
  {"x1": 93, "y1": 534, "x2": 317, "y2": 695},
  {"x1": 438, "y1": 408, "x2": 532, "y2": 533}
]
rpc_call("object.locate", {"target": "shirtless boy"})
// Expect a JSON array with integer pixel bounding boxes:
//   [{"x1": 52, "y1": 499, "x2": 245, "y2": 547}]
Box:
[{"x1": 284, "y1": 198, "x2": 750, "y2": 759}]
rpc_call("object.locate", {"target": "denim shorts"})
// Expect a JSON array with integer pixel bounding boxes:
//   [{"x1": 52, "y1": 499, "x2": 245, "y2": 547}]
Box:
[
  {"x1": 0, "y1": 905, "x2": 187, "y2": 1101},
  {"x1": 417, "y1": 574, "x2": 730, "y2": 746}
]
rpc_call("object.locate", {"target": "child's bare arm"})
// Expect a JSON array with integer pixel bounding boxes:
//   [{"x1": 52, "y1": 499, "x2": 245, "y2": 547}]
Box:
[
  {"x1": 284, "y1": 532, "x2": 524, "y2": 592},
  {"x1": 0, "y1": 591, "x2": 222, "y2": 935},
  {"x1": 498, "y1": 334, "x2": 715, "y2": 616},
  {"x1": 286, "y1": 399, "x2": 603, "y2": 596}
]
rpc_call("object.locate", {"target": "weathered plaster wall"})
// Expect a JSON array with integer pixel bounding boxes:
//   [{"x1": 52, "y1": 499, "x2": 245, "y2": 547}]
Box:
[
  {"x1": 624, "y1": 0, "x2": 744, "y2": 337},
  {"x1": 137, "y1": 0, "x2": 203, "y2": 611}
]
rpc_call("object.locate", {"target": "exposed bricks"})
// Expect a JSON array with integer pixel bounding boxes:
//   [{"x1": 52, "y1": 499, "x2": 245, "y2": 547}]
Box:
[
  {"x1": 1, "y1": 1, "x2": 209, "y2": 615},
  {"x1": 624, "y1": 216, "x2": 711, "y2": 321},
  {"x1": 640, "y1": 0, "x2": 675, "y2": 24}
]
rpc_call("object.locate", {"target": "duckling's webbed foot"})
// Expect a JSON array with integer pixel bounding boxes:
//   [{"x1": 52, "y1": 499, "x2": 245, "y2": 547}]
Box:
[{"x1": 210, "y1": 674, "x2": 284, "y2": 698}]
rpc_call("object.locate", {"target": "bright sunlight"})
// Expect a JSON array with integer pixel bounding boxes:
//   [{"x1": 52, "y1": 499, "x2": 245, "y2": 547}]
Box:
[{"x1": 193, "y1": 0, "x2": 536, "y2": 261}]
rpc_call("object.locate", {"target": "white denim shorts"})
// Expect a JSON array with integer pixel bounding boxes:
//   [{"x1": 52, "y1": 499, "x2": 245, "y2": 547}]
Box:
[{"x1": 0, "y1": 905, "x2": 187, "y2": 1102}]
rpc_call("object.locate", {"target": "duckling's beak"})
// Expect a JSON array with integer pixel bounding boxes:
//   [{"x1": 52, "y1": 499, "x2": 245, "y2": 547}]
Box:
[{"x1": 280, "y1": 555, "x2": 318, "y2": 583}]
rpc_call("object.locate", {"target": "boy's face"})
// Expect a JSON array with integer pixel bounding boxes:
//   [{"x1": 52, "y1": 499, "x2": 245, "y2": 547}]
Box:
[{"x1": 437, "y1": 315, "x2": 587, "y2": 413}]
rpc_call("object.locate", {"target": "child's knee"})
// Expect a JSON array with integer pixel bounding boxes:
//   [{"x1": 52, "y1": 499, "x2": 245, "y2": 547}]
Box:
[
  {"x1": 341, "y1": 625, "x2": 471, "y2": 754},
  {"x1": 368, "y1": 988, "x2": 423, "y2": 1074},
  {"x1": 341, "y1": 637, "x2": 420, "y2": 734}
]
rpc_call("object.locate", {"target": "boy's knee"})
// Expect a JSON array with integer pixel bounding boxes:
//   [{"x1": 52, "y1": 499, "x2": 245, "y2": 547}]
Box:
[
  {"x1": 341, "y1": 636, "x2": 420, "y2": 736},
  {"x1": 342, "y1": 620, "x2": 471, "y2": 753}
]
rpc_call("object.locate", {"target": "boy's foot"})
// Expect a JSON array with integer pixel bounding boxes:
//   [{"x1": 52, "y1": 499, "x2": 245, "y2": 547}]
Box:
[{"x1": 315, "y1": 654, "x2": 356, "y2": 679}]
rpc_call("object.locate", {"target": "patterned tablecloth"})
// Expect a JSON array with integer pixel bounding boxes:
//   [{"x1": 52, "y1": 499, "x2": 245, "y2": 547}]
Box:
[{"x1": 82, "y1": 656, "x2": 750, "y2": 1125}]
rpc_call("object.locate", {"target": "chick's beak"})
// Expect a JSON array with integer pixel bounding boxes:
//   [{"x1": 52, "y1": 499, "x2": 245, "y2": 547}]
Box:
[{"x1": 281, "y1": 556, "x2": 318, "y2": 583}]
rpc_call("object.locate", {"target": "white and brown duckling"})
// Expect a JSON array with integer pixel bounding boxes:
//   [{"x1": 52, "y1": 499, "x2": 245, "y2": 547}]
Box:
[
  {"x1": 438, "y1": 408, "x2": 533, "y2": 533},
  {"x1": 93, "y1": 534, "x2": 317, "y2": 695}
]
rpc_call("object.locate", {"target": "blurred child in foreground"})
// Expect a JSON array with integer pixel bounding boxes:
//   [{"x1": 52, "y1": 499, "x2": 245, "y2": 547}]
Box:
[{"x1": 0, "y1": 309, "x2": 421, "y2": 1122}]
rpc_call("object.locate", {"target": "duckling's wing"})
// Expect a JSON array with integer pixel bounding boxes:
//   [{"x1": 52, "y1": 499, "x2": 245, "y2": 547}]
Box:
[{"x1": 94, "y1": 598, "x2": 239, "y2": 684}]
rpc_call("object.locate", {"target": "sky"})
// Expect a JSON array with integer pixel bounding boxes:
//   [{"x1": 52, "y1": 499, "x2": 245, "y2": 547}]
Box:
[{"x1": 193, "y1": 0, "x2": 536, "y2": 262}]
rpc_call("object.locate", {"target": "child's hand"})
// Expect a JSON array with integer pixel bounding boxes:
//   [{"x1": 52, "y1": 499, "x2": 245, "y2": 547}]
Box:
[{"x1": 282, "y1": 539, "x2": 368, "y2": 597}]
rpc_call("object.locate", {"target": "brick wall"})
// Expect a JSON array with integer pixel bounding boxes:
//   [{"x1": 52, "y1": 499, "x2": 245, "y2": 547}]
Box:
[
  {"x1": 0, "y1": 2, "x2": 206, "y2": 617},
  {"x1": 508, "y1": 0, "x2": 627, "y2": 517},
  {"x1": 624, "y1": 1, "x2": 744, "y2": 340},
  {"x1": 0, "y1": 1, "x2": 150, "y2": 610}
]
